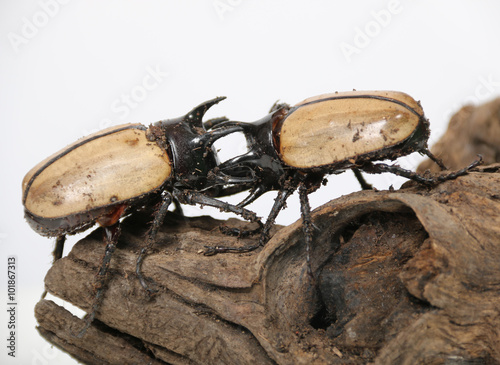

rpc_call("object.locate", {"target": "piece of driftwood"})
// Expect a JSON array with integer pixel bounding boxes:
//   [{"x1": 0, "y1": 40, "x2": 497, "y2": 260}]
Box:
[
  {"x1": 35, "y1": 100, "x2": 500, "y2": 365},
  {"x1": 418, "y1": 97, "x2": 500, "y2": 173}
]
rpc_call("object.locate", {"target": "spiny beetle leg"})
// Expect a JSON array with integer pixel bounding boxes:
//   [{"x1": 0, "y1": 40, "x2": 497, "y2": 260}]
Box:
[
  {"x1": 76, "y1": 223, "x2": 121, "y2": 338},
  {"x1": 422, "y1": 148, "x2": 448, "y2": 170},
  {"x1": 298, "y1": 183, "x2": 315, "y2": 280},
  {"x1": 219, "y1": 223, "x2": 263, "y2": 238},
  {"x1": 136, "y1": 191, "x2": 173, "y2": 294},
  {"x1": 363, "y1": 155, "x2": 482, "y2": 185},
  {"x1": 172, "y1": 197, "x2": 184, "y2": 215},
  {"x1": 42, "y1": 235, "x2": 67, "y2": 299},
  {"x1": 352, "y1": 168, "x2": 373, "y2": 190},
  {"x1": 217, "y1": 186, "x2": 269, "y2": 238},
  {"x1": 53, "y1": 235, "x2": 66, "y2": 262},
  {"x1": 171, "y1": 188, "x2": 266, "y2": 255},
  {"x1": 174, "y1": 188, "x2": 263, "y2": 227},
  {"x1": 362, "y1": 162, "x2": 436, "y2": 184},
  {"x1": 433, "y1": 155, "x2": 483, "y2": 180},
  {"x1": 203, "y1": 242, "x2": 262, "y2": 256},
  {"x1": 203, "y1": 188, "x2": 294, "y2": 256},
  {"x1": 257, "y1": 188, "x2": 294, "y2": 246}
]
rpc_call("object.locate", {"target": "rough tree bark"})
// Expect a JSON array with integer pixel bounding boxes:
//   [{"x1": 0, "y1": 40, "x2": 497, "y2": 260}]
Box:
[{"x1": 35, "y1": 99, "x2": 500, "y2": 365}]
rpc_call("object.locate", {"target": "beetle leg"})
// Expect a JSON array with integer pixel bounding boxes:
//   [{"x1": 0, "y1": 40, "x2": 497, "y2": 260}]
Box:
[
  {"x1": 203, "y1": 188, "x2": 294, "y2": 255},
  {"x1": 172, "y1": 188, "x2": 270, "y2": 255},
  {"x1": 237, "y1": 184, "x2": 269, "y2": 207},
  {"x1": 298, "y1": 183, "x2": 316, "y2": 279},
  {"x1": 362, "y1": 155, "x2": 482, "y2": 184},
  {"x1": 76, "y1": 223, "x2": 121, "y2": 338},
  {"x1": 174, "y1": 188, "x2": 263, "y2": 234},
  {"x1": 172, "y1": 197, "x2": 184, "y2": 215},
  {"x1": 41, "y1": 235, "x2": 67, "y2": 299},
  {"x1": 215, "y1": 185, "x2": 269, "y2": 237},
  {"x1": 363, "y1": 162, "x2": 436, "y2": 184},
  {"x1": 421, "y1": 149, "x2": 448, "y2": 170},
  {"x1": 352, "y1": 168, "x2": 373, "y2": 190},
  {"x1": 53, "y1": 235, "x2": 66, "y2": 262},
  {"x1": 208, "y1": 167, "x2": 257, "y2": 187},
  {"x1": 136, "y1": 191, "x2": 173, "y2": 293}
]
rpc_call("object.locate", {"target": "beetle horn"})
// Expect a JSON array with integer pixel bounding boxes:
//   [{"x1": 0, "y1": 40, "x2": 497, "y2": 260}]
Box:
[{"x1": 185, "y1": 96, "x2": 227, "y2": 129}]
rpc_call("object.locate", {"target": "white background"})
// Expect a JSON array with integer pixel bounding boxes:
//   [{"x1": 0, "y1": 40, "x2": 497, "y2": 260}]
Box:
[{"x1": 1, "y1": 1, "x2": 500, "y2": 364}]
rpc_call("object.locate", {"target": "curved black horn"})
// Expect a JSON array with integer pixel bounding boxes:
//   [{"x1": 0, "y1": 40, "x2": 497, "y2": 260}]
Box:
[{"x1": 185, "y1": 96, "x2": 226, "y2": 129}]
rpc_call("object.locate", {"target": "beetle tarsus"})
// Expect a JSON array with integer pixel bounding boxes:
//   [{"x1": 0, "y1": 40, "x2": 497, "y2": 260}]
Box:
[
  {"x1": 435, "y1": 154, "x2": 483, "y2": 181},
  {"x1": 364, "y1": 154, "x2": 482, "y2": 185}
]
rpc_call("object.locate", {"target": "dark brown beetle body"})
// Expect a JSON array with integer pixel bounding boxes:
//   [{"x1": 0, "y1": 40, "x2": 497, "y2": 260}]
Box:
[
  {"x1": 22, "y1": 97, "x2": 258, "y2": 336},
  {"x1": 205, "y1": 91, "x2": 481, "y2": 274}
]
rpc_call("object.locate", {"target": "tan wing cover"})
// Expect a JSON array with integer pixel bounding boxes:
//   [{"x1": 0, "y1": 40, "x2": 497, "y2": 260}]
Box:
[
  {"x1": 279, "y1": 91, "x2": 422, "y2": 168},
  {"x1": 23, "y1": 124, "x2": 171, "y2": 218}
]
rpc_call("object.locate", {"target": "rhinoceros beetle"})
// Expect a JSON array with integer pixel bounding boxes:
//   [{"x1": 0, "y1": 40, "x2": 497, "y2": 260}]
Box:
[
  {"x1": 203, "y1": 91, "x2": 482, "y2": 276},
  {"x1": 22, "y1": 97, "x2": 259, "y2": 336}
]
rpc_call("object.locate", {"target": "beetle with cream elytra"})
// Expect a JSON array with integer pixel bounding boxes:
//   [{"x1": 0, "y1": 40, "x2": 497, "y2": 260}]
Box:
[
  {"x1": 22, "y1": 97, "x2": 259, "y2": 336},
  {"x1": 204, "y1": 91, "x2": 482, "y2": 276},
  {"x1": 22, "y1": 91, "x2": 480, "y2": 336}
]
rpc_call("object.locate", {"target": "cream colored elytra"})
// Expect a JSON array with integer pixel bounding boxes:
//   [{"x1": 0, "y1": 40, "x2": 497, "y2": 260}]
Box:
[
  {"x1": 279, "y1": 91, "x2": 423, "y2": 168},
  {"x1": 23, "y1": 124, "x2": 171, "y2": 219}
]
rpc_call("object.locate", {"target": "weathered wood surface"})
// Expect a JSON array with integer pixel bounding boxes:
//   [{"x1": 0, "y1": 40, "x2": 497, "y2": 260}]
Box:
[
  {"x1": 35, "y1": 100, "x2": 500, "y2": 364},
  {"x1": 418, "y1": 97, "x2": 500, "y2": 173}
]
